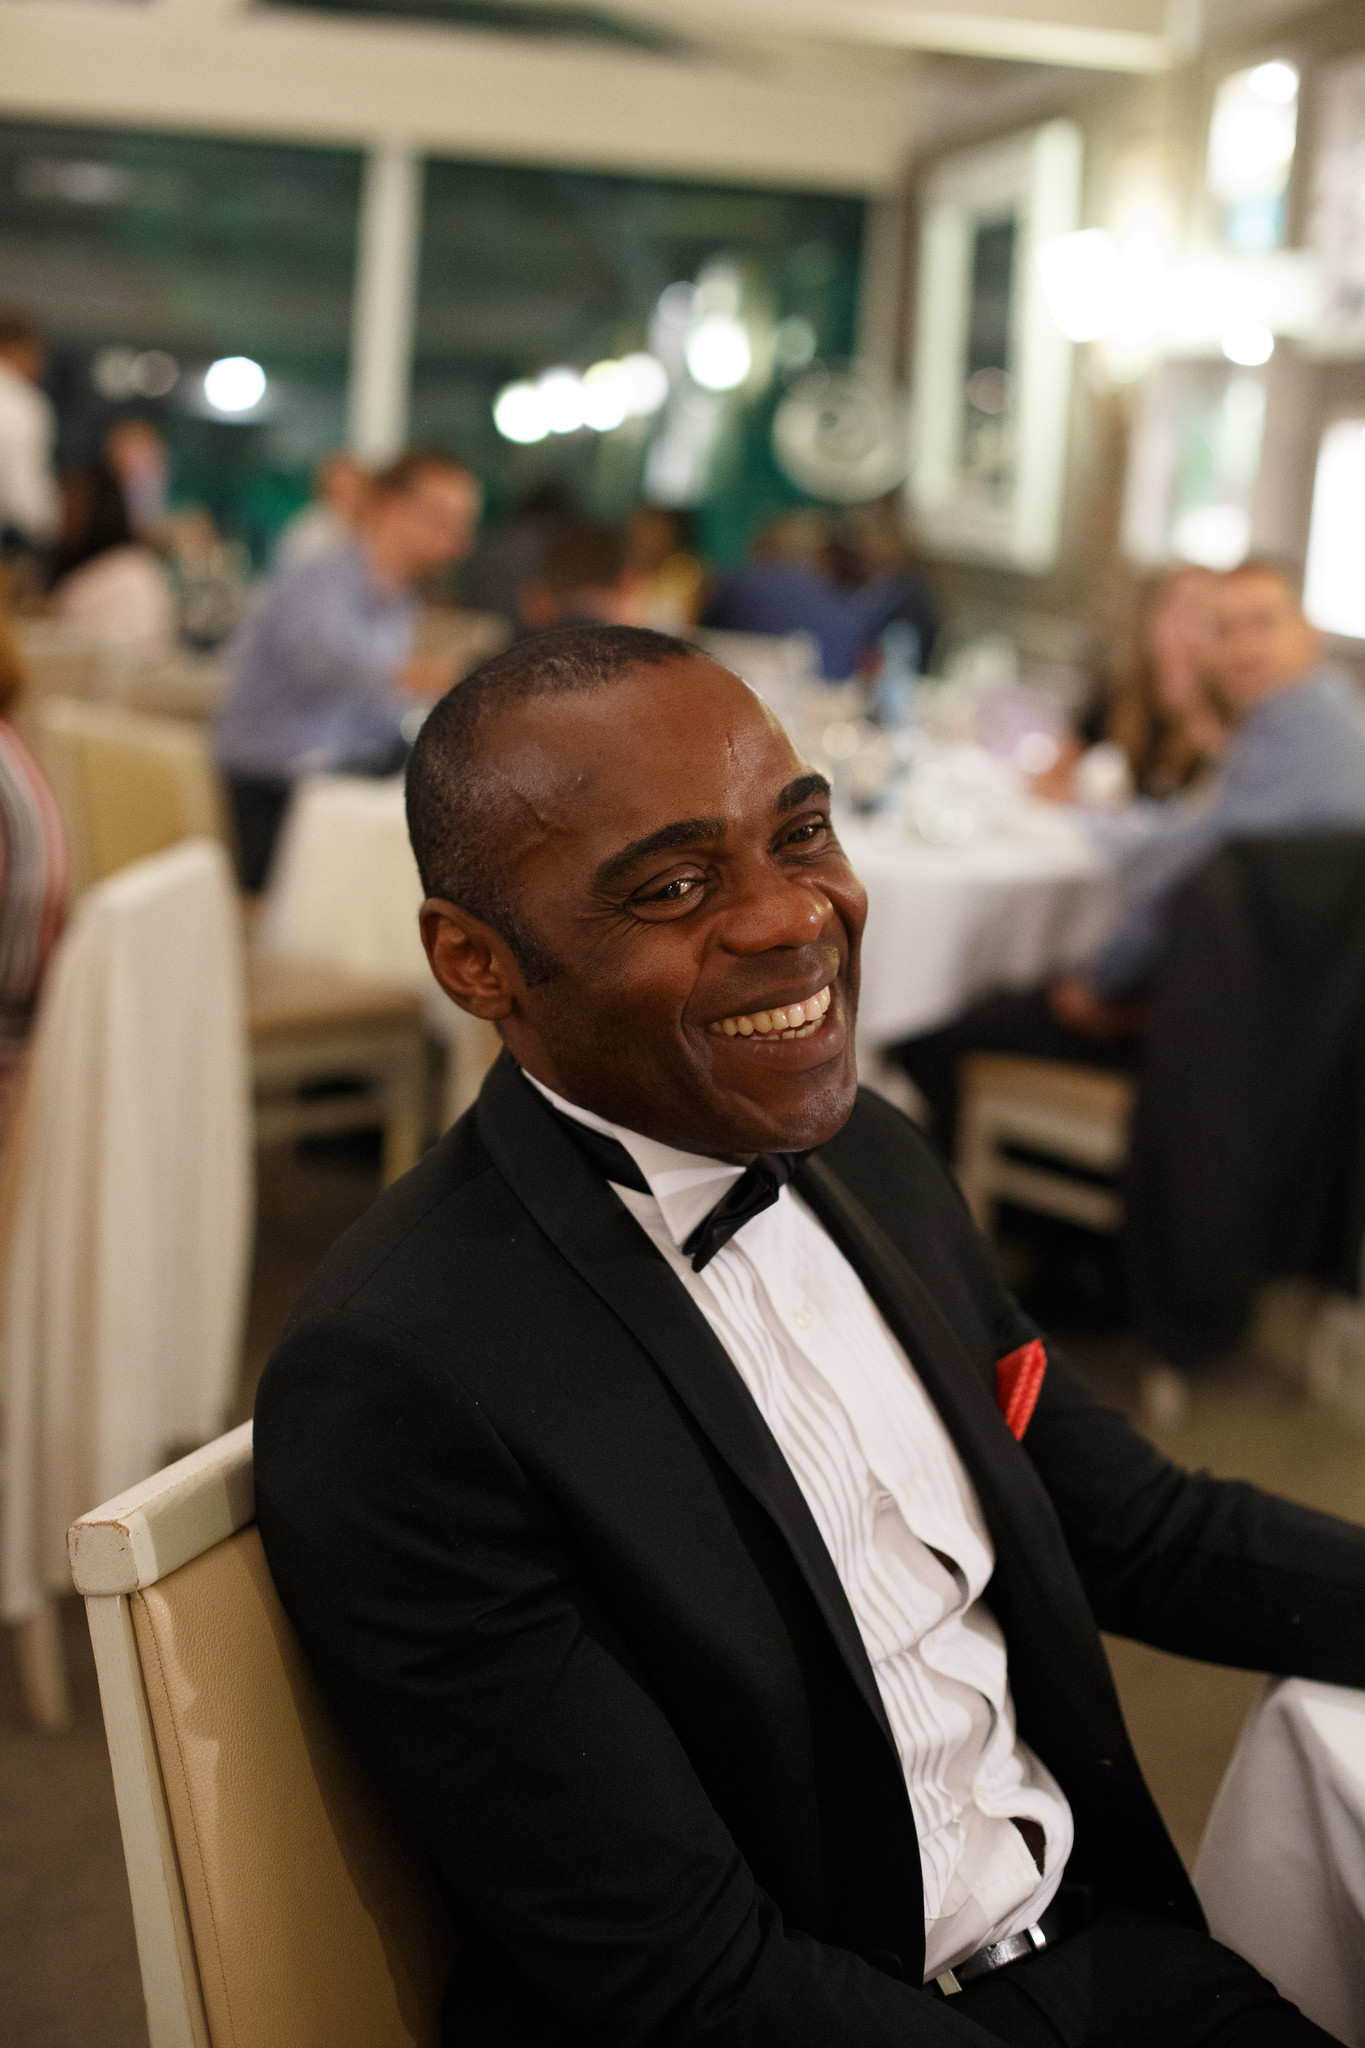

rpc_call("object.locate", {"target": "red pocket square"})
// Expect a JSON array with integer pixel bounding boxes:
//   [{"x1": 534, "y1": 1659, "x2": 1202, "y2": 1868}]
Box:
[{"x1": 996, "y1": 1339, "x2": 1047, "y2": 1440}]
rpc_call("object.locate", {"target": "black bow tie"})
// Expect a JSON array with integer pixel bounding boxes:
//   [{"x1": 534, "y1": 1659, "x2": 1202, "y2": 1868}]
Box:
[{"x1": 544, "y1": 1100, "x2": 800, "y2": 1272}]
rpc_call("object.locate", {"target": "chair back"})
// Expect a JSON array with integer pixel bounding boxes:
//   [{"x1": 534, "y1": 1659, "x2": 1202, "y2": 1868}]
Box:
[
  {"x1": 12, "y1": 618, "x2": 112, "y2": 703},
  {"x1": 2, "y1": 840, "x2": 252, "y2": 1627},
  {"x1": 31, "y1": 696, "x2": 229, "y2": 894},
  {"x1": 69, "y1": 1427, "x2": 453, "y2": 2048}
]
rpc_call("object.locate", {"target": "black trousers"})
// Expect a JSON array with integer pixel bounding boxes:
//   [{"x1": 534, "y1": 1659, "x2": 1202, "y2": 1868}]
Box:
[
  {"x1": 949, "y1": 1905, "x2": 1342, "y2": 2047},
  {"x1": 226, "y1": 773, "x2": 293, "y2": 892},
  {"x1": 891, "y1": 988, "x2": 1144, "y2": 1159},
  {"x1": 226, "y1": 741, "x2": 410, "y2": 892}
]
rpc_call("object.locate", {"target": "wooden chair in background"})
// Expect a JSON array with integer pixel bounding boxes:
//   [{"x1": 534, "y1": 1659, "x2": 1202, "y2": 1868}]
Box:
[
  {"x1": 954, "y1": 1052, "x2": 1135, "y2": 1238},
  {"x1": 69, "y1": 1426, "x2": 452, "y2": 2048},
  {"x1": 33, "y1": 696, "x2": 229, "y2": 896},
  {"x1": 30, "y1": 696, "x2": 427, "y2": 1184},
  {"x1": 10, "y1": 619, "x2": 113, "y2": 716}
]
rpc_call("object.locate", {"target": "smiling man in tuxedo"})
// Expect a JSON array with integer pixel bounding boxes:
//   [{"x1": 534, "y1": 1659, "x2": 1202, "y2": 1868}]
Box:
[{"x1": 255, "y1": 625, "x2": 1365, "y2": 2048}]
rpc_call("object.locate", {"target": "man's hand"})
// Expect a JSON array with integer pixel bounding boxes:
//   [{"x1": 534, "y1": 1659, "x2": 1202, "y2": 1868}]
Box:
[
  {"x1": 1027, "y1": 733, "x2": 1084, "y2": 803},
  {"x1": 1047, "y1": 975, "x2": 1148, "y2": 1041}
]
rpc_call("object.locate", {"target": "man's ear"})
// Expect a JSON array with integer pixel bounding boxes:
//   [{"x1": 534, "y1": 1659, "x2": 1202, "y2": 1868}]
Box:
[{"x1": 419, "y1": 898, "x2": 519, "y2": 1019}]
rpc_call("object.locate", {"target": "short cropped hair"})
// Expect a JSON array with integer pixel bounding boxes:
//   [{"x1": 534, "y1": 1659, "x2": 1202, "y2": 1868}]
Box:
[
  {"x1": 1222, "y1": 555, "x2": 1305, "y2": 603},
  {"x1": 370, "y1": 447, "x2": 472, "y2": 498},
  {"x1": 0, "y1": 310, "x2": 41, "y2": 354},
  {"x1": 406, "y1": 623, "x2": 703, "y2": 983}
]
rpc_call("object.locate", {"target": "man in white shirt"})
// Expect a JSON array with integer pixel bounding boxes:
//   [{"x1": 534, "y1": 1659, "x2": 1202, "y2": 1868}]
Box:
[
  {"x1": 0, "y1": 311, "x2": 58, "y2": 555},
  {"x1": 256, "y1": 624, "x2": 1363, "y2": 2047}
]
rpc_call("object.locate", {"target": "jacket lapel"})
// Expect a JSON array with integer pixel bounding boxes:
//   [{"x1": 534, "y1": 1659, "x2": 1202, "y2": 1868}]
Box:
[
  {"x1": 474, "y1": 1055, "x2": 898, "y2": 1755},
  {"x1": 796, "y1": 1153, "x2": 1117, "y2": 1694}
]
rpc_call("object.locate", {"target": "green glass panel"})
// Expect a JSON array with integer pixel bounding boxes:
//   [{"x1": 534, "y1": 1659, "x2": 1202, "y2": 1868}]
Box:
[
  {"x1": 262, "y1": 0, "x2": 690, "y2": 52},
  {"x1": 0, "y1": 120, "x2": 361, "y2": 557},
  {"x1": 414, "y1": 158, "x2": 864, "y2": 561},
  {"x1": 0, "y1": 119, "x2": 863, "y2": 561}
]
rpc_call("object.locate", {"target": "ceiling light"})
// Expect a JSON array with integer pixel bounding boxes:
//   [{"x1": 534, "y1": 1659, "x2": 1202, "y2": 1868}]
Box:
[
  {"x1": 773, "y1": 316, "x2": 817, "y2": 372},
  {"x1": 17, "y1": 156, "x2": 134, "y2": 205},
  {"x1": 581, "y1": 361, "x2": 629, "y2": 433},
  {"x1": 537, "y1": 368, "x2": 586, "y2": 435},
  {"x1": 1036, "y1": 229, "x2": 1121, "y2": 343},
  {"x1": 655, "y1": 282, "x2": 696, "y2": 329},
  {"x1": 1221, "y1": 322, "x2": 1275, "y2": 367},
  {"x1": 493, "y1": 381, "x2": 549, "y2": 444},
  {"x1": 1171, "y1": 503, "x2": 1251, "y2": 571},
  {"x1": 92, "y1": 347, "x2": 139, "y2": 400},
  {"x1": 203, "y1": 356, "x2": 266, "y2": 415},
  {"x1": 1248, "y1": 61, "x2": 1298, "y2": 104},
  {"x1": 132, "y1": 350, "x2": 179, "y2": 397},
  {"x1": 685, "y1": 315, "x2": 751, "y2": 393},
  {"x1": 616, "y1": 352, "x2": 669, "y2": 417}
]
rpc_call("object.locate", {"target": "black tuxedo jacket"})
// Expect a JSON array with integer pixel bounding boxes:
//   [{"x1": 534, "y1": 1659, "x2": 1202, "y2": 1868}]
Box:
[{"x1": 255, "y1": 1055, "x2": 1365, "y2": 2048}]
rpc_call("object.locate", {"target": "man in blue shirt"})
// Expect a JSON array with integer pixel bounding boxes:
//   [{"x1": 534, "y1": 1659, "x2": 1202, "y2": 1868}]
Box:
[
  {"x1": 895, "y1": 560, "x2": 1365, "y2": 1148},
  {"x1": 703, "y1": 513, "x2": 938, "y2": 681},
  {"x1": 215, "y1": 449, "x2": 480, "y2": 887}
]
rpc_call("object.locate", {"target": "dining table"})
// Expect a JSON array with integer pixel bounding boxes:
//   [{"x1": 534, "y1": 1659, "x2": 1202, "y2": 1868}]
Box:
[
  {"x1": 838, "y1": 808, "x2": 1115, "y2": 1052},
  {"x1": 1195, "y1": 1678, "x2": 1365, "y2": 2048}
]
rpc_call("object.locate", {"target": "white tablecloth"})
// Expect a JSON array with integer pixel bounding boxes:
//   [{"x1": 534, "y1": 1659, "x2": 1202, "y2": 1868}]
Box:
[
  {"x1": 1196, "y1": 1678, "x2": 1365, "y2": 2046},
  {"x1": 261, "y1": 778, "x2": 1117, "y2": 1059},
  {"x1": 839, "y1": 813, "x2": 1116, "y2": 1048}
]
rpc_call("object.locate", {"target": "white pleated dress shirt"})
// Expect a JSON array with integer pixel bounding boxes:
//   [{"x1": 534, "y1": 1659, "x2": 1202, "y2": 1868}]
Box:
[{"x1": 530, "y1": 1076, "x2": 1074, "y2": 1980}]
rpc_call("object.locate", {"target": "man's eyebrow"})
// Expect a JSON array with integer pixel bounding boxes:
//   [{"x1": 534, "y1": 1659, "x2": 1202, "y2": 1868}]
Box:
[
  {"x1": 594, "y1": 817, "x2": 727, "y2": 892},
  {"x1": 592, "y1": 776, "x2": 832, "y2": 893},
  {"x1": 777, "y1": 772, "x2": 832, "y2": 812}
]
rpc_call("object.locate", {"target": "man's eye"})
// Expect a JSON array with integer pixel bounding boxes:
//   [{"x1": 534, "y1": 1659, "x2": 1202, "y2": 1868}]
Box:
[
  {"x1": 639, "y1": 875, "x2": 702, "y2": 905},
  {"x1": 785, "y1": 817, "x2": 829, "y2": 847}
]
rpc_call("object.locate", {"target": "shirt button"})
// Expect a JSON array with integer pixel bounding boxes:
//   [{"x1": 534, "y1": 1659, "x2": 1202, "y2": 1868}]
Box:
[{"x1": 792, "y1": 1305, "x2": 813, "y2": 1329}]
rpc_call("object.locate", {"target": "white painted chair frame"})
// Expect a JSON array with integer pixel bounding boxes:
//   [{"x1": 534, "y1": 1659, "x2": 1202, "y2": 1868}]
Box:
[
  {"x1": 955, "y1": 1054, "x2": 1136, "y2": 1237},
  {"x1": 67, "y1": 1423, "x2": 255, "y2": 2048}
]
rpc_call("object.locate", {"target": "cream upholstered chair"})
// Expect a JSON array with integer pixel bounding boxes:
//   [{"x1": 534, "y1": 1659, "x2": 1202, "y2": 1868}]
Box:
[
  {"x1": 69, "y1": 1425, "x2": 454, "y2": 2048},
  {"x1": 11, "y1": 618, "x2": 113, "y2": 717},
  {"x1": 31, "y1": 697, "x2": 427, "y2": 1184},
  {"x1": 32, "y1": 694, "x2": 229, "y2": 896},
  {"x1": 2, "y1": 840, "x2": 253, "y2": 1733},
  {"x1": 954, "y1": 1053, "x2": 1136, "y2": 1237}
]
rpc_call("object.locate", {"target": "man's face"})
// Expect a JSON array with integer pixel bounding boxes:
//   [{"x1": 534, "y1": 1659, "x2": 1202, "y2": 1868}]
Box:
[
  {"x1": 448, "y1": 660, "x2": 867, "y2": 1159},
  {"x1": 375, "y1": 467, "x2": 480, "y2": 582},
  {"x1": 1211, "y1": 571, "x2": 1320, "y2": 709},
  {"x1": 0, "y1": 340, "x2": 44, "y2": 384}
]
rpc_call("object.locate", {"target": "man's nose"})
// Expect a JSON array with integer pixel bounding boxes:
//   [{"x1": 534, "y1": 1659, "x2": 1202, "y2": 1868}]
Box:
[{"x1": 719, "y1": 869, "x2": 834, "y2": 955}]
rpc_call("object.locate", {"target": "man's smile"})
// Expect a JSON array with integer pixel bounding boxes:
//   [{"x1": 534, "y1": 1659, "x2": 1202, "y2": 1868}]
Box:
[{"x1": 707, "y1": 983, "x2": 833, "y2": 1041}]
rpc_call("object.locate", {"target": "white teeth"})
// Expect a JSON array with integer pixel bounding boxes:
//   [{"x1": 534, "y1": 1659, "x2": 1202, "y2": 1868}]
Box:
[{"x1": 710, "y1": 983, "x2": 835, "y2": 1039}]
